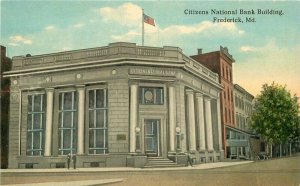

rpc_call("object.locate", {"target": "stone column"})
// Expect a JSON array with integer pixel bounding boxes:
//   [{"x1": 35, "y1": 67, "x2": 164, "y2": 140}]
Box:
[
  {"x1": 44, "y1": 88, "x2": 54, "y2": 156},
  {"x1": 130, "y1": 84, "x2": 138, "y2": 153},
  {"x1": 186, "y1": 89, "x2": 196, "y2": 151},
  {"x1": 217, "y1": 97, "x2": 223, "y2": 151},
  {"x1": 196, "y1": 93, "x2": 206, "y2": 152},
  {"x1": 77, "y1": 85, "x2": 85, "y2": 155},
  {"x1": 169, "y1": 86, "x2": 176, "y2": 152},
  {"x1": 176, "y1": 84, "x2": 186, "y2": 153},
  {"x1": 204, "y1": 96, "x2": 214, "y2": 152}
]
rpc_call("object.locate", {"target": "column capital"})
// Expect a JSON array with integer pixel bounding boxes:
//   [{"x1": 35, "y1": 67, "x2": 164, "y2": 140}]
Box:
[
  {"x1": 130, "y1": 82, "x2": 139, "y2": 86},
  {"x1": 167, "y1": 82, "x2": 176, "y2": 87},
  {"x1": 195, "y1": 92, "x2": 204, "y2": 98},
  {"x1": 76, "y1": 84, "x2": 85, "y2": 90},
  {"x1": 204, "y1": 96, "x2": 211, "y2": 101},
  {"x1": 185, "y1": 89, "x2": 194, "y2": 95},
  {"x1": 45, "y1": 88, "x2": 54, "y2": 92}
]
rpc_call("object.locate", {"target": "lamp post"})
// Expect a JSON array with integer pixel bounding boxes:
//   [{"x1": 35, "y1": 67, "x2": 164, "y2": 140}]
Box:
[
  {"x1": 175, "y1": 127, "x2": 181, "y2": 163},
  {"x1": 135, "y1": 127, "x2": 141, "y2": 153}
]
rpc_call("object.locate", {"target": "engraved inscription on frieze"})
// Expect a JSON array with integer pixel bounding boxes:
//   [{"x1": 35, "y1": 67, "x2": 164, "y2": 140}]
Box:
[{"x1": 129, "y1": 68, "x2": 176, "y2": 76}]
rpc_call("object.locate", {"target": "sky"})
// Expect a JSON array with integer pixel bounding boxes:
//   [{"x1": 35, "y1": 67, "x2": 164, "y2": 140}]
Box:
[{"x1": 1, "y1": 1, "x2": 299, "y2": 97}]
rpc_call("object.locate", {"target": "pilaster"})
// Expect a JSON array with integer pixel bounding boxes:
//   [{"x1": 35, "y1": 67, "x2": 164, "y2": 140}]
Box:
[
  {"x1": 77, "y1": 85, "x2": 85, "y2": 155},
  {"x1": 44, "y1": 88, "x2": 54, "y2": 156},
  {"x1": 129, "y1": 83, "x2": 138, "y2": 153},
  {"x1": 168, "y1": 85, "x2": 176, "y2": 152}
]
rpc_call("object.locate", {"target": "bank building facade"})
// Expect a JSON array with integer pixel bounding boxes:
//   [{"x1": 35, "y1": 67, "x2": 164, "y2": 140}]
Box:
[{"x1": 5, "y1": 42, "x2": 224, "y2": 168}]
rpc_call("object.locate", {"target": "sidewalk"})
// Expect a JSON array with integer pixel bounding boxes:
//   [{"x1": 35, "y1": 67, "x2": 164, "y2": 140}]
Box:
[
  {"x1": 1, "y1": 178, "x2": 124, "y2": 186},
  {"x1": 1, "y1": 161, "x2": 253, "y2": 186},
  {"x1": 1, "y1": 161, "x2": 253, "y2": 173}
]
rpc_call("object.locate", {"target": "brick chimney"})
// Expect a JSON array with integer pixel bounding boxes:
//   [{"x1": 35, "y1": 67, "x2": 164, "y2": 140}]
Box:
[
  {"x1": 197, "y1": 48, "x2": 202, "y2": 55},
  {"x1": 1, "y1": 45, "x2": 6, "y2": 58}
]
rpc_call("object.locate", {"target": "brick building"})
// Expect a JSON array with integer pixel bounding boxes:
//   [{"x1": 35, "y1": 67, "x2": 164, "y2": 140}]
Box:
[
  {"x1": 232, "y1": 84, "x2": 255, "y2": 159},
  {"x1": 4, "y1": 42, "x2": 224, "y2": 169},
  {"x1": 1, "y1": 45, "x2": 12, "y2": 168}
]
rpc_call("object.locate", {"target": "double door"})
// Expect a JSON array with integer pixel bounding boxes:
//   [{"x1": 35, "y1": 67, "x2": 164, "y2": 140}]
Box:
[{"x1": 144, "y1": 119, "x2": 160, "y2": 157}]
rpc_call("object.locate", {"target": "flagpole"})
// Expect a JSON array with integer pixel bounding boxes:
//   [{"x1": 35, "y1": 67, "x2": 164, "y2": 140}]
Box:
[{"x1": 142, "y1": 9, "x2": 144, "y2": 46}]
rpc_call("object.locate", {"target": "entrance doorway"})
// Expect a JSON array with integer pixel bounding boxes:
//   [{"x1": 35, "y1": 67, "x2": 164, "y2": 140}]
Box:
[{"x1": 144, "y1": 119, "x2": 160, "y2": 157}]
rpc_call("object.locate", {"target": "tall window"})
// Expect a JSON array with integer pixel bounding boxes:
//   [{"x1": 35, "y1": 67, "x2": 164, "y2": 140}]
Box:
[
  {"x1": 228, "y1": 89, "x2": 230, "y2": 101},
  {"x1": 228, "y1": 67, "x2": 231, "y2": 81},
  {"x1": 236, "y1": 113, "x2": 239, "y2": 128},
  {"x1": 139, "y1": 87, "x2": 164, "y2": 105},
  {"x1": 88, "y1": 89, "x2": 108, "y2": 154},
  {"x1": 225, "y1": 108, "x2": 227, "y2": 123},
  {"x1": 58, "y1": 92, "x2": 77, "y2": 155},
  {"x1": 27, "y1": 94, "x2": 45, "y2": 156}
]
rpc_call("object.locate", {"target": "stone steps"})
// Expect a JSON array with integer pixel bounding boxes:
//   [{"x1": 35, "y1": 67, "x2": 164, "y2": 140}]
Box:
[{"x1": 144, "y1": 157, "x2": 186, "y2": 168}]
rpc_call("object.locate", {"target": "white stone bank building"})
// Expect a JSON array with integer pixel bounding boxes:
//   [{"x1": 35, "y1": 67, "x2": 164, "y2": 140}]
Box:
[{"x1": 4, "y1": 42, "x2": 224, "y2": 168}]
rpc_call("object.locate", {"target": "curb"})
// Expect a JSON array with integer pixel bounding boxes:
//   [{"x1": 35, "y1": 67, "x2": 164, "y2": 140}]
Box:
[
  {"x1": 0, "y1": 178, "x2": 124, "y2": 186},
  {"x1": 1, "y1": 161, "x2": 253, "y2": 174}
]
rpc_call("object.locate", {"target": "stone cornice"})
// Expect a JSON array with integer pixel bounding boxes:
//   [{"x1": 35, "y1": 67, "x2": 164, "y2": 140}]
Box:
[
  {"x1": 220, "y1": 46, "x2": 235, "y2": 63},
  {"x1": 9, "y1": 42, "x2": 183, "y2": 70},
  {"x1": 234, "y1": 84, "x2": 254, "y2": 99},
  {"x1": 4, "y1": 57, "x2": 184, "y2": 77},
  {"x1": 4, "y1": 42, "x2": 221, "y2": 90}
]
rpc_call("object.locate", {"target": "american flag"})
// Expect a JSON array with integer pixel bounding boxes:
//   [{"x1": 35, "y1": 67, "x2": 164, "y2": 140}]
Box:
[{"x1": 143, "y1": 13, "x2": 155, "y2": 26}]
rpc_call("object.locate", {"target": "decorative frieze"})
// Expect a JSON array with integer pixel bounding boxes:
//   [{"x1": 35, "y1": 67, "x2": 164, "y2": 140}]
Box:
[
  {"x1": 202, "y1": 84, "x2": 210, "y2": 93},
  {"x1": 10, "y1": 92, "x2": 20, "y2": 103},
  {"x1": 76, "y1": 73, "x2": 83, "y2": 79},
  {"x1": 209, "y1": 89, "x2": 218, "y2": 97},
  {"x1": 45, "y1": 76, "x2": 52, "y2": 83},
  {"x1": 24, "y1": 57, "x2": 43, "y2": 66},
  {"x1": 12, "y1": 79, "x2": 18, "y2": 85},
  {"x1": 111, "y1": 69, "x2": 117, "y2": 75},
  {"x1": 129, "y1": 68, "x2": 176, "y2": 77}
]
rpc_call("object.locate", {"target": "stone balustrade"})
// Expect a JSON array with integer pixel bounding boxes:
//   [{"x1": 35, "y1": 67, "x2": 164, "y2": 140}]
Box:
[
  {"x1": 183, "y1": 55, "x2": 219, "y2": 82},
  {"x1": 10, "y1": 42, "x2": 218, "y2": 82}
]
